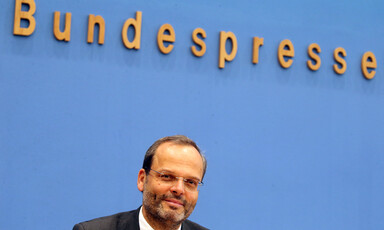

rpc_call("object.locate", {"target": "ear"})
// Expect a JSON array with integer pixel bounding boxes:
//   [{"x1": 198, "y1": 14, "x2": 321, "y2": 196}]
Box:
[{"x1": 137, "y1": 168, "x2": 146, "y2": 192}]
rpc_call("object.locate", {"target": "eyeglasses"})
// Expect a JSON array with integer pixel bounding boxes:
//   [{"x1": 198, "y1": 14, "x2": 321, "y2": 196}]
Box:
[{"x1": 146, "y1": 168, "x2": 203, "y2": 192}]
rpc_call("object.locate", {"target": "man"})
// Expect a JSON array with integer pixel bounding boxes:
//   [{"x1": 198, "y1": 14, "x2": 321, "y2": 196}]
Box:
[{"x1": 73, "y1": 135, "x2": 208, "y2": 230}]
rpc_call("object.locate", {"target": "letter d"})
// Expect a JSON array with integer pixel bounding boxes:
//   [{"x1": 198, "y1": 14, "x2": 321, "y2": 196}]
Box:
[{"x1": 122, "y1": 11, "x2": 142, "y2": 49}]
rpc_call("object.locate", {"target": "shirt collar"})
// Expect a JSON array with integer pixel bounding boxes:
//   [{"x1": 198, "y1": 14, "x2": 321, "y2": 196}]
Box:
[{"x1": 139, "y1": 206, "x2": 182, "y2": 230}]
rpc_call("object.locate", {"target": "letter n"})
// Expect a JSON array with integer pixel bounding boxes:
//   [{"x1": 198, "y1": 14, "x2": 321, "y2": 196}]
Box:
[{"x1": 87, "y1": 15, "x2": 105, "y2": 44}]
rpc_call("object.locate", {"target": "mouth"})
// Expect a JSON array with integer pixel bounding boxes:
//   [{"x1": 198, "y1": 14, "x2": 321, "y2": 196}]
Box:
[{"x1": 164, "y1": 198, "x2": 184, "y2": 208}]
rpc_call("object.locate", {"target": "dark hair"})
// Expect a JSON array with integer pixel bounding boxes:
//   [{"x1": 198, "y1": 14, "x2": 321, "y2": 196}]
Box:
[{"x1": 142, "y1": 135, "x2": 207, "y2": 181}]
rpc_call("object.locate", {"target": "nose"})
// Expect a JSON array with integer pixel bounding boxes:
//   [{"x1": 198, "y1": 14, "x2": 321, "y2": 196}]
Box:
[{"x1": 170, "y1": 178, "x2": 185, "y2": 195}]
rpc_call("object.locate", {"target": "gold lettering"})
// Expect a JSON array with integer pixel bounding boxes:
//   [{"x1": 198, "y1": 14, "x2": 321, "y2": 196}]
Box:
[
  {"x1": 333, "y1": 47, "x2": 347, "y2": 75},
  {"x1": 87, "y1": 15, "x2": 105, "y2": 44},
  {"x1": 361, "y1": 51, "x2": 377, "y2": 80},
  {"x1": 122, "y1": 11, "x2": 142, "y2": 49},
  {"x1": 157, "y1": 24, "x2": 175, "y2": 54},
  {"x1": 53, "y1": 12, "x2": 71, "y2": 42},
  {"x1": 307, "y1": 43, "x2": 321, "y2": 71},
  {"x1": 13, "y1": 0, "x2": 36, "y2": 36},
  {"x1": 278, "y1": 39, "x2": 294, "y2": 68},
  {"x1": 252, "y1": 37, "x2": 264, "y2": 64},
  {"x1": 191, "y1": 28, "x2": 206, "y2": 57},
  {"x1": 219, "y1": 31, "x2": 238, "y2": 69}
]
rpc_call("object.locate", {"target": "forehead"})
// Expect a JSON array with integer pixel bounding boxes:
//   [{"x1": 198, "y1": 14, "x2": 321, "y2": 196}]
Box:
[{"x1": 152, "y1": 142, "x2": 204, "y2": 179}]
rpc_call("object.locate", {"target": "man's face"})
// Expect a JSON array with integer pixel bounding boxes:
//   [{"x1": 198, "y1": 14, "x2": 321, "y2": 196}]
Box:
[{"x1": 137, "y1": 142, "x2": 204, "y2": 225}]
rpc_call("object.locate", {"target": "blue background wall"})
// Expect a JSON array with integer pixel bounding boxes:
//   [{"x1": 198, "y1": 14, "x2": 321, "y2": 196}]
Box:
[{"x1": 1, "y1": 0, "x2": 383, "y2": 229}]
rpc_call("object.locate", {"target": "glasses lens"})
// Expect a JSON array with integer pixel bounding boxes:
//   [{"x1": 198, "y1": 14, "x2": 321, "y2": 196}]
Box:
[{"x1": 150, "y1": 169, "x2": 202, "y2": 192}]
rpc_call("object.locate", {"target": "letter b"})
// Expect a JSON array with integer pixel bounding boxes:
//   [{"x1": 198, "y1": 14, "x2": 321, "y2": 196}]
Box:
[{"x1": 13, "y1": 0, "x2": 36, "y2": 36}]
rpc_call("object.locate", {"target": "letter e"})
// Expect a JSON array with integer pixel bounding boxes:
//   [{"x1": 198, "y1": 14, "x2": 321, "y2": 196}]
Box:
[
  {"x1": 157, "y1": 24, "x2": 175, "y2": 54},
  {"x1": 361, "y1": 51, "x2": 377, "y2": 80},
  {"x1": 278, "y1": 39, "x2": 294, "y2": 68}
]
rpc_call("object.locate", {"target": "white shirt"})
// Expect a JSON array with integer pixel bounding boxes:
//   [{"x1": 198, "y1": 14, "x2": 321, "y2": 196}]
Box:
[{"x1": 139, "y1": 207, "x2": 182, "y2": 230}]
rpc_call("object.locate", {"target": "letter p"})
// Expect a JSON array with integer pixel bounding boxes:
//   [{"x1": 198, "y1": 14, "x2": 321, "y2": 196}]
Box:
[{"x1": 219, "y1": 31, "x2": 238, "y2": 69}]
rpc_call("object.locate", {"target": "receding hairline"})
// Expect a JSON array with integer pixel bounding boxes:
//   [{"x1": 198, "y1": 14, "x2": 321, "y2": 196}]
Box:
[
  {"x1": 152, "y1": 142, "x2": 205, "y2": 173},
  {"x1": 142, "y1": 135, "x2": 207, "y2": 181}
]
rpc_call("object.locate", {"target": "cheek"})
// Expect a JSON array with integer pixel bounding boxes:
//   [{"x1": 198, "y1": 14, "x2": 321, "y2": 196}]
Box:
[
  {"x1": 147, "y1": 181, "x2": 169, "y2": 195},
  {"x1": 186, "y1": 193, "x2": 199, "y2": 204}
]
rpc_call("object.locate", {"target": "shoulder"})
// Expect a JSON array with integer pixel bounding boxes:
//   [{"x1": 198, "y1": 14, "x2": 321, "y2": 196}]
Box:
[
  {"x1": 182, "y1": 219, "x2": 209, "y2": 230},
  {"x1": 73, "y1": 208, "x2": 140, "y2": 230}
]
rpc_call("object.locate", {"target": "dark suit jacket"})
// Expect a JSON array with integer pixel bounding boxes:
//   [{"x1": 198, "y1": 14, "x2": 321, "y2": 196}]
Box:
[{"x1": 73, "y1": 207, "x2": 208, "y2": 230}]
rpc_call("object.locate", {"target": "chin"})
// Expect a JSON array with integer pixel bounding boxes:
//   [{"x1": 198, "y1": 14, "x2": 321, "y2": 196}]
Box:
[{"x1": 159, "y1": 206, "x2": 186, "y2": 222}]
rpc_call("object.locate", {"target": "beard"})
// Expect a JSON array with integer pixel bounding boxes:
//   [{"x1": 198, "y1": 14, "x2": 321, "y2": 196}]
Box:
[{"x1": 142, "y1": 188, "x2": 196, "y2": 224}]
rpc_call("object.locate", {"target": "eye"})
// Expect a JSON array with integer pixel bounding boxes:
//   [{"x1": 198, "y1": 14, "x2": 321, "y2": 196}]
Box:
[
  {"x1": 185, "y1": 179, "x2": 198, "y2": 187},
  {"x1": 160, "y1": 174, "x2": 174, "y2": 181}
]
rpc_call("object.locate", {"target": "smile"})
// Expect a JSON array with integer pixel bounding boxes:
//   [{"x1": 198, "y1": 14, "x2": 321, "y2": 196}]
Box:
[{"x1": 164, "y1": 198, "x2": 184, "y2": 208}]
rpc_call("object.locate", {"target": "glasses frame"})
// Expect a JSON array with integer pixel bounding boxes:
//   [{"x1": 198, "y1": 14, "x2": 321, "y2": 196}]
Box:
[{"x1": 146, "y1": 168, "x2": 204, "y2": 192}]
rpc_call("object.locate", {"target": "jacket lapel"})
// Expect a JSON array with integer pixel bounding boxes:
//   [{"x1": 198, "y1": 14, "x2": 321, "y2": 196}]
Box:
[{"x1": 117, "y1": 207, "x2": 141, "y2": 230}]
